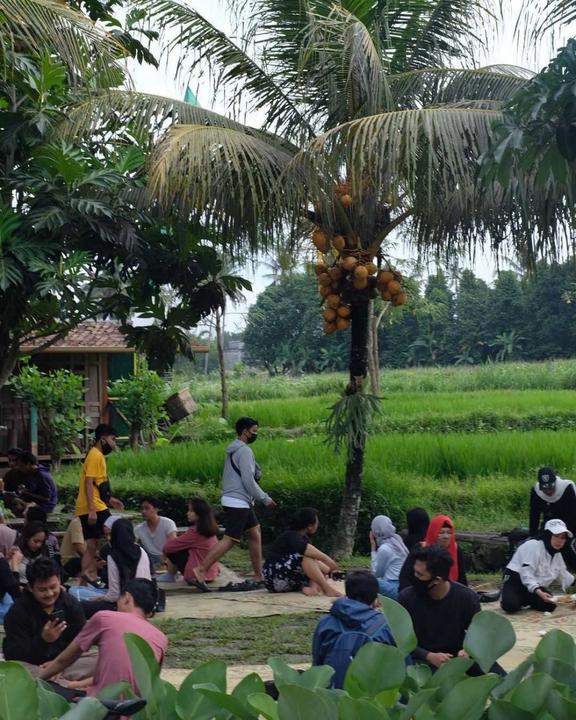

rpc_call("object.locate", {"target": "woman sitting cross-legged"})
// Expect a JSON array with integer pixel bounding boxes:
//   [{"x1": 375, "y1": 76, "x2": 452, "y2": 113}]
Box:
[
  {"x1": 501, "y1": 518, "x2": 575, "y2": 613},
  {"x1": 263, "y1": 508, "x2": 342, "y2": 597},
  {"x1": 162, "y1": 498, "x2": 220, "y2": 584},
  {"x1": 81, "y1": 519, "x2": 151, "y2": 618},
  {"x1": 370, "y1": 515, "x2": 409, "y2": 599}
]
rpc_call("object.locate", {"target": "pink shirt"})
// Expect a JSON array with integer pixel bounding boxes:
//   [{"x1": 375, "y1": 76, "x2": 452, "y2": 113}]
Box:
[
  {"x1": 163, "y1": 527, "x2": 219, "y2": 581},
  {"x1": 75, "y1": 610, "x2": 168, "y2": 696}
]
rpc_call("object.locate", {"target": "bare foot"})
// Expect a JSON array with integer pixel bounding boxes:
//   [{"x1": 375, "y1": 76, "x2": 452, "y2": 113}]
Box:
[
  {"x1": 302, "y1": 586, "x2": 321, "y2": 597},
  {"x1": 323, "y1": 583, "x2": 343, "y2": 598}
]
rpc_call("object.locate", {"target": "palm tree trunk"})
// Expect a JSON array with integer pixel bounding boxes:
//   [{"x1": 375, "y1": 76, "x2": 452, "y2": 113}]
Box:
[
  {"x1": 367, "y1": 300, "x2": 380, "y2": 395},
  {"x1": 332, "y1": 298, "x2": 370, "y2": 557},
  {"x1": 215, "y1": 307, "x2": 228, "y2": 420}
]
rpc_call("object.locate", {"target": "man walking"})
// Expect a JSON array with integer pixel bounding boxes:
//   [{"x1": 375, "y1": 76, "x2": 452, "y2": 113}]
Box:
[
  {"x1": 192, "y1": 417, "x2": 276, "y2": 589},
  {"x1": 75, "y1": 424, "x2": 124, "y2": 582}
]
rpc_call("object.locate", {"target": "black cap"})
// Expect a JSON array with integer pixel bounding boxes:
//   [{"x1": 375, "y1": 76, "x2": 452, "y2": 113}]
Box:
[{"x1": 538, "y1": 466, "x2": 556, "y2": 489}]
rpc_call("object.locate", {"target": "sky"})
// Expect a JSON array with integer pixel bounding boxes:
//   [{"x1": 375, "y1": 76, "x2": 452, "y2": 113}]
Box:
[{"x1": 126, "y1": 1, "x2": 576, "y2": 331}]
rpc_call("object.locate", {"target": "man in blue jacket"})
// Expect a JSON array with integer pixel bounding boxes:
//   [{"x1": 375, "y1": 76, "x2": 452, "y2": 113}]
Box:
[{"x1": 312, "y1": 570, "x2": 396, "y2": 688}]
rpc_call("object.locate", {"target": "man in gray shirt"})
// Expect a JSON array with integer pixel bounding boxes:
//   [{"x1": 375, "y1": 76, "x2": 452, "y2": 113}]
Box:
[{"x1": 191, "y1": 417, "x2": 276, "y2": 590}]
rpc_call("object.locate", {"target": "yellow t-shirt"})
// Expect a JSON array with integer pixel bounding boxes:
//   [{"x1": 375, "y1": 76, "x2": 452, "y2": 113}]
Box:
[{"x1": 76, "y1": 446, "x2": 108, "y2": 515}]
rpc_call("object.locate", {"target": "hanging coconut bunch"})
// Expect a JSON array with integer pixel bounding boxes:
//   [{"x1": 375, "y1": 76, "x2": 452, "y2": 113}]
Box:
[{"x1": 376, "y1": 268, "x2": 407, "y2": 306}]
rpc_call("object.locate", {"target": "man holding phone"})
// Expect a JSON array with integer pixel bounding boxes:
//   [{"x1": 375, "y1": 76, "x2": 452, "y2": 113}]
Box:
[
  {"x1": 3, "y1": 558, "x2": 93, "y2": 679},
  {"x1": 75, "y1": 424, "x2": 124, "y2": 582}
]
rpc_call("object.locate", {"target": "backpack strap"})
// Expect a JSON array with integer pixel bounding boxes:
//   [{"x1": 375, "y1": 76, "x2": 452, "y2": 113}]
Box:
[{"x1": 229, "y1": 451, "x2": 242, "y2": 478}]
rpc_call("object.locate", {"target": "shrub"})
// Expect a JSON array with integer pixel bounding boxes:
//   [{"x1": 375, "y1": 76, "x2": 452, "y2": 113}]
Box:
[{"x1": 109, "y1": 369, "x2": 168, "y2": 449}]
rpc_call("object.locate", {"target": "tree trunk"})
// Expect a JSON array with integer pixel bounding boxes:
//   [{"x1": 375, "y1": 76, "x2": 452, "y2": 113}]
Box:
[
  {"x1": 0, "y1": 344, "x2": 19, "y2": 391},
  {"x1": 215, "y1": 307, "x2": 228, "y2": 420},
  {"x1": 367, "y1": 300, "x2": 380, "y2": 395},
  {"x1": 332, "y1": 298, "x2": 370, "y2": 558}
]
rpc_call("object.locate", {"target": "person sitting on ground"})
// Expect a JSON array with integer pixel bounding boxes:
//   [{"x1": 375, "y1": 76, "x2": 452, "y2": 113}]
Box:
[
  {"x1": 398, "y1": 545, "x2": 502, "y2": 675},
  {"x1": 3, "y1": 558, "x2": 91, "y2": 680},
  {"x1": 263, "y1": 507, "x2": 341, "y2": 597},
  {"x1": 82, "y1": 518, "x2": 152, "y2": 617},
  {"x1": 1, "y1": 448, "x2": 25, "y2": 514},
  {"x1": 16, "y1": 521, "x2": 49, "y2": 584},
  {"x1": 370, "y1": 515, "x2": 409, "y2": 599},
  {"x1": 25, "y1": 506, "x2": 60, "y2": 561},
  {"x1": 60, "y1": 517, "x2": 86, "y2": 581},
  {"x1": 162, "y1": 497, "x2": 220, "y2": 584},
  {"x1": 0, "y1": 511, "x2": 17, "y2": 557},
  {"x1": 191, "y1": 417, "x2": 276, "y2": 590},
  {"x1": 403, "y1": 507, "x2": 430, "y2": 551},
  {"x1": 39, "y1": 578, "x2": 167, "y2": 695},
  {"x1": 312, "y1": 570, "x2": 396, "y2": 688},
  {"x1": 14, "y1": 452, "x2": 58, "y2": 514},
  {"x1": 501, "y1": 518, "x2": 575, "y2": 614},
  {"x1": 399, "y1": 514, "x2": 467, "y2": 590},
  {"x1": 134, "y1": 497, "x2": 177, "y2": 572}
]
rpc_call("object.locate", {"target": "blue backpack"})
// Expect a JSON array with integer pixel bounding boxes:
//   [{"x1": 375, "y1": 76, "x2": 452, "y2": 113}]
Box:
[{"x1": 323, "y1": 615, "x2": 389, "y2": 689}]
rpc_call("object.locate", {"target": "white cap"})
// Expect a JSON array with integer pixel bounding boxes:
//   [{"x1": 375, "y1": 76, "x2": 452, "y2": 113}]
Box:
[
  {"x1": 104, "y1": 515, "x2": 121, "y2": 530},
  {"x1": 544, "y1": 519, "x2": 573, "y2": 538}
]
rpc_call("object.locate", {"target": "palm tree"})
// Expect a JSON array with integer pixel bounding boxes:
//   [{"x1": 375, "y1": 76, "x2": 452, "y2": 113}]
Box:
[{"x1": 63, "y1": 0, "x2": 569, "y2": 555}]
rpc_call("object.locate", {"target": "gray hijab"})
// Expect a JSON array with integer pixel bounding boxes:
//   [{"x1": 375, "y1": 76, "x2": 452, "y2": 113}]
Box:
[{"x1": 371, "y1": 515, "x2": 409, "y2": 559}]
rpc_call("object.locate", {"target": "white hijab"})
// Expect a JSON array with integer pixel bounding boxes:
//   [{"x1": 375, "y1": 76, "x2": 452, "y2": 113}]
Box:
[{"x1": 534, "y1": 476, "x2": 575, "y2": 504}]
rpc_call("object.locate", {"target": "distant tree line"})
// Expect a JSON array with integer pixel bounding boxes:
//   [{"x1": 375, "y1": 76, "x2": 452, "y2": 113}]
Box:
[{"x1": 242, "y1": 263, "x2": 576, "y2": 372}]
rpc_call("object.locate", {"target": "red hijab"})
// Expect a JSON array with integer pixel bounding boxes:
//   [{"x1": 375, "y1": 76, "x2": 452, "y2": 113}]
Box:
[{"x1": 424, "y1": 515, "x2": 459, "y2": 582}]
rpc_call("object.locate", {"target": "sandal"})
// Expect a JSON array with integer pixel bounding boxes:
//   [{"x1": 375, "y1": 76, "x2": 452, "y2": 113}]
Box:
[{"x1": 185, "y1": 578, "x2": 211, "y2": 593}]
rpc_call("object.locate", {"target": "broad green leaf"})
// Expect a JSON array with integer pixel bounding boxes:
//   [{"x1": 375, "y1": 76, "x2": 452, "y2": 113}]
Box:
[
  {"x1": 436, "y1": 675, "x2": 499, "y2": 720},
  {"x1": 403, "y1": 663, "x2": 432, "y2": 692},
  {"x1": 534, "y1": 658, "x2": 576, "y2": 689},
  {"x1": 338, "y1": 695, "x2": 389, "y2": 720},
  {"x1": 232, "y1": 673, "x2": 266, "y2": 707},
  {"x1": 379, "y1": 596, "x2": 417, "y2": 655},
  {"x1": 296, "y1": 666, "x2": 334, "y2": 690},
  {"x1": 396, "y1": 689, "x2": 438, "y2": 720},
  {"x1": 0, "y1": 661, "x2": 39, "y2": 720},
  {"x1": 534, "y1": 630, "x2": 576, "y2": 666},
  {"x1": 199, "y1": 688, "x2": 257, "y2": 720},
  {"x1": 96, "y1": 682, "x2": 134, "y2": 700},
  {"x1": 488, "y1": 700, "x2": 536, "y2": 720},
  {"x1": 278, "y1": 684, "x2": 337, "y2": 720},
  {"x1": 490, "y1": 655, "x2": 534, "y2": 700},
  {"x1": 124, "y1": 633, "x2": 159, "y2": 701},
  {"x1": 248, "y1": 692, "x2": 279, "y2": 720},
  {"x1": 36, "y1": 680, "x2": 71, "y2": 720},
  {"x1": 463, "y1": 611, "x2": 516, "y2": 673},
  {"x1": 511, "y1": 673, "x2": 556, "y2": 713},
  {"x1": 58, "y1": 698, "x2": 108, "y2": 720},
  {"x1": 179, "y1": 660, "x2": 227, "y2": 692},
  {"x1": 344, "y1": 644, "x2": 406, "y2": 698},
  {"x1": 156, "y1": 680, "x2": 179, "y2": 720},
  {"x1": 176, "y1": 679, "x2": 226, "y2": 720},
  {"x1": 374, "y1": 688, "x2": 398, "y2": 709},
  {"x1": 424, "y1": 657, "x2": 472, "y2": 699},
  {"x1": 546, "y1": 689, "x2": 576, "y2": 720},
  {"x1": 269, "y1": 658, "x2": 302, "y2": 688}
]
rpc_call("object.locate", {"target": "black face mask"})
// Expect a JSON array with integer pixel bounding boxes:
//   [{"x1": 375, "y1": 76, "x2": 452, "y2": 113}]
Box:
[
  {"x1": 101, "y1": 440, "x2": 113, "y2": 456},
  {"x1": 411, "y1": 576, "x2": 434, "y2": 596},
  {"x1": 247, "y1": 434, "x2": 258, "y2": 444}
]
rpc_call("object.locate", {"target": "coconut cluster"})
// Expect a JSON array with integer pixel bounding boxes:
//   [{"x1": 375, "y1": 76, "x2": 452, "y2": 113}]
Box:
[{"x1": 312, "y1": 228, "x2": 406, "y2": 335}]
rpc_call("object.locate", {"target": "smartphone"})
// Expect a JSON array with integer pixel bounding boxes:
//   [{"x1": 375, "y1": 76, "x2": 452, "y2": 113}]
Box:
[{"x1": 50, "y1": 610, "x2": 65, "y2": 623}]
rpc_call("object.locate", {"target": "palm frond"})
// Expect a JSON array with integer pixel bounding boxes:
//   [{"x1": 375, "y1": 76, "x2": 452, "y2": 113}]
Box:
[
  {"x1": 147, "y1": 124, "x2": 296, "y2": 250},
  {"x1": 0, "y1": 0, "x2": 125, "y2": 84},
  {"x1": 515, "y1": 0, "x2": 576, "y2": 46},
  {"x1": 133, "y1": 0, "x2": 313, "y2": 143},
  {"x1": 389, "y1": 65, "x2": 533, "y2": 108}
]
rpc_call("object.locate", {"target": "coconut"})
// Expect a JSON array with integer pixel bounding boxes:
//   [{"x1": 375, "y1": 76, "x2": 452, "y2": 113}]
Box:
[
  {"x1": 329, "y1": 266, "x2": 343, "y2": 281},
  {"x1": 326, "y1": 293, "x2": 340, "y2": 309},
  {"x1": 314, "y1": 263, "x2": 327, "y2": 276},
  {"x1": 381, "y1": 289, "x2": 392, "y2": 301},
  {"x1": 340, "y1": 194, "x2": 353, "y2": 208},
  {"x1": 319, "y1": 285, "x2": 331, "y2": 298},
  {"x1": 336, "y1": 317, "x2": 351, "y2": 331},
  {"x1": 392, "y1": 291, "x2": 407, "y2": 306},
  {"x1": 333, "y1": 235, "x2": 346, "y2": 252},
  {"x1": 312, "y1": 229, "x2": 327, "y2": 252},
  {"x1": 337, "y1": 305, "x2": 351, "y2": 318},
  {"x1": 365, "y1": 262, "x2": 378, "y2": 275},
  {"x1": 388, "y1": 280, "x2": 402, "y2": 295},
  {"x1": 323, "y1": 308, "x2": 337, "y2": 322},
  {"x1": 377, "y1": 270, "x2": 394, "y2": 285},
  {"x1": 342, "y1": 256, "x2": 357, "y2": 271},
  {"x1": 354, "y1": 265, "x2": 369, "y2": 280},
  {"x1": 318, "y1": 273, "x2": 332, "y2": 286},
  {"x1": 323, "y1": 321, "x2": 337, "y2": 335},
  {"x1": 353, "y1": 277, "x2": 368, "y2": 290}
]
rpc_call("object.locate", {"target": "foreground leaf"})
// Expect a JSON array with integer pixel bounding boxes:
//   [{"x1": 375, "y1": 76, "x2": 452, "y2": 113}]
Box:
[
  {"x1": 379, "y1": 596, "x2": 417, "y2": 656},
  {"x1": 463, "y1": 611, "x2": 516, "y2": 673}
]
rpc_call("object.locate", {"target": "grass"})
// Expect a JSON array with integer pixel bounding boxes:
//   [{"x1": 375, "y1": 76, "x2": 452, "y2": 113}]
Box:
[
  {"x1": 154, "y1": 614, "x2": 319, "y2": 668},
  {"x1": 183, "y1": 359, "x2": 576, "y2": 403}
]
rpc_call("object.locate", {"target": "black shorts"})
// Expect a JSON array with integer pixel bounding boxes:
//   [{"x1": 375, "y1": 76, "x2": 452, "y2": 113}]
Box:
[
  {"x1": 79, "y1": 509, "x2": 110, "y2": 540},
  {"x1": 223, "y1": 506, "x2": 259, "y2": 542}
]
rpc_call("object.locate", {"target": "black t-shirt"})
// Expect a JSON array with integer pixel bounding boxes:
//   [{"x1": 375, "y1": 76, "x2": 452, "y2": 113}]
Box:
[
  {"x1": 399, "y1": 582, "x2": 480, "y2": 663},
  {"x1": 3, "y1": 469, "x2": 23, "y2": 493},
  {"x1": 266, "y1": 531, "x2": 309, "y2": 563},
  {"x1": 529, "y1": 485, "x2": 576, "y2": 536}
]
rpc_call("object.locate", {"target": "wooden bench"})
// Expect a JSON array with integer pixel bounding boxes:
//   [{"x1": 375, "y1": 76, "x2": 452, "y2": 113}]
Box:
[{"x1": 456, "y1": 531, "x2": 509, "y2": 548}]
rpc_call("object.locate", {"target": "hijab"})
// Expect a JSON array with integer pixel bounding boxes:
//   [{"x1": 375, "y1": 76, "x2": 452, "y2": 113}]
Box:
[
  {"x1": 404, "y1": 508, "x2": 430, "y2": 551},
  {"x1": 371, "y1": 515, "x2": 409, "y2": 560},
  {"x1": 424, "y1": 515, "x2": 459, "y2": 582},
  {"x1": 534, "y1": 477, "x2": 575, "y2": 504},
  {"x1": 110, "y1": 519, "x2": 141, "y2": 589}
]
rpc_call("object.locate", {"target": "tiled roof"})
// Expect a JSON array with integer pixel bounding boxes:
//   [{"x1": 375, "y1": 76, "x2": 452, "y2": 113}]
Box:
[{"x1": 21, "y1": 322, "x2": 132, "y2": 353}]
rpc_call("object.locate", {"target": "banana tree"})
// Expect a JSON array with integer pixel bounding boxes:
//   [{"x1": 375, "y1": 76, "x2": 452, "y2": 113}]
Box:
[{"x1": 66, "y1": 0, "x2": 567, "y2": 555}]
